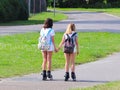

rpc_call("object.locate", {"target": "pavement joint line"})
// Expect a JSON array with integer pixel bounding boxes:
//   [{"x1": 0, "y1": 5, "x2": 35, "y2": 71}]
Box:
[{"x1": 103, "y1": 13, "x2": 120, "y2": 19}]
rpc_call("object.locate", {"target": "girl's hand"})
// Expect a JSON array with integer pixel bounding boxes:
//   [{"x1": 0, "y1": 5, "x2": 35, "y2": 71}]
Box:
[
  {"x1": 56, "y1": 48, "x2": 59, "y2": 52},
  {"x1": 77, "y1": 51, "x2": 79, "y2": 55},
  {"x1": 54, "y1": 48, "x2": 58, "y2": 52}
]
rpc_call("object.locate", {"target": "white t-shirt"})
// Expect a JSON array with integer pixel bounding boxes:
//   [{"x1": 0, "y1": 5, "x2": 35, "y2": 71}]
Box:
[{"x1": 40, "y1": 28, "x2": 55, "y2": 51}]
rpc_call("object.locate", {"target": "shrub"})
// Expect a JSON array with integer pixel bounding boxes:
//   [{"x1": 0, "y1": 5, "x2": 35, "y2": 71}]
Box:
[
  {"x1": 56, "y1": 0, "x2": 85, "y2": 8},
  {"x1": 0, "y1": 0, "x2": 28, "y2": 22},
  {"x1": 88, "y1": 0, "x2": 105, "y2": 8}
]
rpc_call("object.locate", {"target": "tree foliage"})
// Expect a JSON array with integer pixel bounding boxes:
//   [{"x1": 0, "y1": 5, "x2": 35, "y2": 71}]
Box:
[
  {"x1": 88, "y1": 0, "x2": 105, "y2": 8},
  {"x1": 46, "y1": 0, "x2": 120, "y2": 8},
  {"x1": 107, "y1": 0, "x2": 120, "y2": 7},
  {"x1": 0, "y1": 0, "x2": 28, "y2": 22}
]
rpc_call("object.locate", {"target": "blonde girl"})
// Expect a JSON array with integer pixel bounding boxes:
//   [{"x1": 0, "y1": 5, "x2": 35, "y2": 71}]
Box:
[{"x1": 57, "y1": 23, "x2": 79, "y2": 81}]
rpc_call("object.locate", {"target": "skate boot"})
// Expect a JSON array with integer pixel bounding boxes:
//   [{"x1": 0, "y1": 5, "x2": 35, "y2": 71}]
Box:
[
  {"x1": 71, "y1": 72, "x2": 76, "y2": 81},
  {"x1": 47, "y1": 71, "x2": 53, "y2": 80},
  {"x1": 41, "y1": 70, "x2": 47, "y2": 80},
  {"x1": 64, "y1": 72, "x2": 69, "y2": 81}
]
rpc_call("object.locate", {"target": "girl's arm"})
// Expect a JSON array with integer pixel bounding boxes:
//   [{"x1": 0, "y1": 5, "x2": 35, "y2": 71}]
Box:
[
  {"x1": 51, "y1": 36, "x2": 57, "y2": 52},
  {"x1": 75, "y1": 37, "x2": 79, "y2": 55},
  {"x1": 58, "y1": 35, "x2": 65, "y2": 51}
]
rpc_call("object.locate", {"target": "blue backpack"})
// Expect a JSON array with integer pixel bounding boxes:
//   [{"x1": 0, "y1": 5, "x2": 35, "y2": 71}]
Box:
[{"x1": 38, "y1": 29, "x2": 52, "y2": 50}]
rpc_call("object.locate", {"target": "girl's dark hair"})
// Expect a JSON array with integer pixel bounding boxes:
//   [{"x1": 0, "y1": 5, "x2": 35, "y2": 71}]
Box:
[{"x1": 43, "y1": 18, "x2": 53, "y2": 28}]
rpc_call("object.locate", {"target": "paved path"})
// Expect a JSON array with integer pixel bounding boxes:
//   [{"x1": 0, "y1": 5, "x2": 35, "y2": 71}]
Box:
[
  {"x1": 0, "y1": 11, "x2": 120, "y2": 36},
  {"x1": 0, "y1": 52, "x2": 120, "y2": 90}
]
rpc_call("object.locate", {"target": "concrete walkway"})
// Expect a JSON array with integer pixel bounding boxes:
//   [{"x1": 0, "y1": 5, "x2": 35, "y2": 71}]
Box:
[
  {"x1": 0, "y1": 11, "x2": 120, "y2": 35},
  {"x1": 0, "y1": 52, "x2": 120, "y2": 90}
]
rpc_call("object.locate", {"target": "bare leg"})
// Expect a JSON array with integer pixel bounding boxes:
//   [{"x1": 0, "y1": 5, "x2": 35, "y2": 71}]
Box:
[
  {"x1": 64, "y1": 53, "x2": 70, "y2": 81},
  {"x1": 41, "y1": 51, "x2": 47, "y2": 70},
  {"x1": 47, "y1": 51, "x2": 53, "y2": 71},
  {"x1": 70, "y1": 53, "x2": 76, "y2": 72},
  {"x1": 46, "y1": 51, "x2": 53, "y2": 79},
  {"x1": 70, "y1": 53, "x2": 76, "y2": 81},
  {"x1": 64, "y1": 53, "x2": 70, "y2": 72},
  {"x1": 41, "y1": 51, "x2": 47, "y2": 80}
]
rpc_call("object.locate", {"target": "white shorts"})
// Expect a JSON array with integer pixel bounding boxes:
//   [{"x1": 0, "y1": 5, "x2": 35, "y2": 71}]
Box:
[
  {"x1": 73, "y1": 46, "x2": 77, "y2": 53},
  {"x1": 41, "y1": 43, "x2": 54, "y2": 52}
]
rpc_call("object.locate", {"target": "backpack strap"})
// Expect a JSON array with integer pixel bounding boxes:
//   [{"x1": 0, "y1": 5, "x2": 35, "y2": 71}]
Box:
[
  {"x1": 41, "y1": 28, "x2": 52, "y2": 36},
  {"x1": 66, "y1": 34, "x2": 70, "y2": 39},
  {"x1": 46, "y1": 29, "x2": 52, "y2": 36},
  {"x1": 65, "y1": 32, "x2": 77, "y2": 42},
  {"x1": 71, "y1": 32, "x2": 77, "y2": 37},
  {"x1": 65, "y1": 34, "x2": 70, "y2": 42},
  {"x1": 47, "y1": 28, "x2": 52, "y2": 45},
  {"x1": 67, "y1": 32, "x2": 77, "y2": 39}
]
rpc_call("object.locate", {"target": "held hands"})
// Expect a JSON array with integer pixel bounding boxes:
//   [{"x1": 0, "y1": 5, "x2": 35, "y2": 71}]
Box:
[
  {"x1": 54, "y1": 48, "x2": 57, "y2": 52},
  {"x1": 54, "y1": 48, "x2": 59, "y2": 52},
  {"x1": 54, "y1": 47, "x2": 60, "y2": 52},
  {"x1": 77, "y1": 50, "x2": 79, "y2": 55}
]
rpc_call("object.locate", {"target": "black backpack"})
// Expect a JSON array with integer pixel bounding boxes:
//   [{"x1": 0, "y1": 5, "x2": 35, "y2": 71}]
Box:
[{"x1": 64, "y1": 32, "x2": 77, "y2": 54}]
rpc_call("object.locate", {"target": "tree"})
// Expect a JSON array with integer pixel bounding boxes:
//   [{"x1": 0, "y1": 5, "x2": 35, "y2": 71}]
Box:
[
  {"x1": 41, "y1": 0, "x2": 47, "y2": 11},
  {"x1": 56, "y1": 0, "x2": 85, "y2": 8},
  {"x1": 46, "y1": 0, "x2": 120, "y2": 8},
  {"x1": 88, "y1": 0, "x2": 105, "y2": 8},
  {"x1": 46, "y1": 0, "x2": 52, "y2": 7},
  {"x1": 30, "y1": 0, "x2": 46, "y2": 13},
  {"x1": 0, "y1": 0, "x2": 28, "y2": 22},
  {"x1": 107, "y1": 0, "x2": 120, "y2": 7}
]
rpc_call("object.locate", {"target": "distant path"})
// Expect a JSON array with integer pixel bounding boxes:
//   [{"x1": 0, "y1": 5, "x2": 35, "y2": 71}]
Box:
[
  {"x1": 55, "y1": 11, "x2": 120, "y2": 32},
  {"x1": 0, "y1": 11, "x2": 120, "y2": 35}
]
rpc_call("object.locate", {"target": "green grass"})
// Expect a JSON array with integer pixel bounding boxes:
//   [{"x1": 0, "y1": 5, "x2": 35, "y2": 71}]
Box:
[
  {"x1": 54, "y1": 8, "x2": 120, "y2": 17},
  {"x1": 0, "y1": 32, "x2": 120, "y2": 78},
  {"x1": 0, "y1": 12, "x2": 67, "y2": 26},
  {"x1": 72, "y1": 81, "x2": 120, "y2": 90}
]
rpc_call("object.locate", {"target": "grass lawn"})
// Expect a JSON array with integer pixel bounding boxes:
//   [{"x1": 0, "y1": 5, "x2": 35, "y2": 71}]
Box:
[
  {"x1": 72, "y1": 81, "x2": 120, "y2": 90},
  {"x1": 0, "y1": 12, "x2": 67, "y2": 26},
  {"x1": 0, "y1": 32, "x2": 120, "y2": 78}
]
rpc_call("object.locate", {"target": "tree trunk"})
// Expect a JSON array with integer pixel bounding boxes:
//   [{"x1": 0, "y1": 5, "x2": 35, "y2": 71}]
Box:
[
  {"x1": 41, "y1": 0, "x2": 47, "y2": 12},
  {"x1": 27, "y1": 0, "x2": 46, "y2": 13}
]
